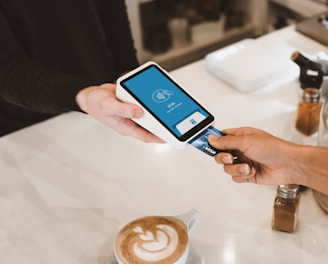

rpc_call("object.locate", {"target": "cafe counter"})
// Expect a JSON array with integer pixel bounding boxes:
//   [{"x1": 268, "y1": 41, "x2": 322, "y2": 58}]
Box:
[{"x1": 1, "y1": 26, "x2": 328, "y2": 263}]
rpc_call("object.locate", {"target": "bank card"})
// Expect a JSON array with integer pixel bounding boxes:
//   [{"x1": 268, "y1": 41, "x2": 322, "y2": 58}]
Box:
[{"x1": 188, "y1": 126, "x2": 225, "y2": 156}]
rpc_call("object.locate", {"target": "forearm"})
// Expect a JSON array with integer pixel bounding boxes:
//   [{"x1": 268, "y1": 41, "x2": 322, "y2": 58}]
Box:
[
  {"x1": 0, "y1": 55, "x2": 92, "y2": 113},
  {"x1": 293, "y1": 145, "x2": 328, "y2": 195}
]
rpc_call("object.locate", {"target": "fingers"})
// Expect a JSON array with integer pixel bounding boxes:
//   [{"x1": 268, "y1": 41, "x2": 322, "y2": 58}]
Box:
[
  {"x1": 101, "y1": 83, "x2": 143, "y2": 118},
  {"x1": 208, "y1": 127, "x2": 260, "y2": 152},
  {"x1": 215, "y1": 152, "x2": 257, "y2": 184},
  {"x1": 102, "y1": 96, "x2": 143, "y2": 119},
  {"x1": 112, "y1": 117, "x2": 164, "y2": 143},
  {"x1": 221, "y1": 127, "x2": 258, "y2": 136},
  {"x1": 208, "y1": 133, "x2": 242, "y2": 152},
  {"x1": 227, "y1": 164, "x2": 257, "y2": 184},
  {"x1": 232, "y1": 173, "x2": 257, "y2": 184},
  {"x1": 76, "y1": 84, "x2": 165, "y2": 143},
  {"x1": 77, "y1": 84, "x2": 143, "y2": 119}
]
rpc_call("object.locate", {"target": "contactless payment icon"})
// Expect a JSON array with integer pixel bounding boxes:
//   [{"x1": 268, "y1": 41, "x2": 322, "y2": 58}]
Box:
[{"x1": 152, "y1": 89, "x2": 173, "y2": 103}]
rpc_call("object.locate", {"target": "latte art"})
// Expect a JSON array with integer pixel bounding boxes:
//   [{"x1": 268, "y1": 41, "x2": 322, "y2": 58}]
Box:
[
  {"x1": 133, "y1": 224, "x2": 178, "y2": 261},
  {"x1": 115, "y1": 216, "x2": 189, "y2": 264}
]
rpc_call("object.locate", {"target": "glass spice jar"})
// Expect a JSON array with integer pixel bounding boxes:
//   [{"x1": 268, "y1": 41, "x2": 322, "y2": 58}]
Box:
[
  {"x1": 272, "y1": 184, "x2": 301, "y2": 233},
  {"x1": 295, "y1": 88, "x2": 322, "y2": 136},
  {"x1": 291, "y1": 51, "x2": 323, "y2": 136}
]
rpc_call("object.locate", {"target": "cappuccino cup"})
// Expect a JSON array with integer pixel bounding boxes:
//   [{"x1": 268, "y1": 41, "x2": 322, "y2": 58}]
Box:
[{"x1": 114, "y1": 209, "x2": 200, "y2": 264}]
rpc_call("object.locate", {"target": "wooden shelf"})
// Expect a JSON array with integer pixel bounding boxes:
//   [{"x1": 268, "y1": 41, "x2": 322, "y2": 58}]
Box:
[
  {"x1": 126, "y1": 0, "x2": 268, "y2": 70},
  {"x1": 270, "y1": 0, "x2": 328, "y2": 17}
]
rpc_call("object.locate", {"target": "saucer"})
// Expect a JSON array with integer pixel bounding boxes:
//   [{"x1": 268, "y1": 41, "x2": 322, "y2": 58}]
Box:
[
  {"x1": 108, "y1": 243, "x2": 205, "y2": 264},
  {"x1": 188, "y1": 244, "x2": 205, "y2": 264}
]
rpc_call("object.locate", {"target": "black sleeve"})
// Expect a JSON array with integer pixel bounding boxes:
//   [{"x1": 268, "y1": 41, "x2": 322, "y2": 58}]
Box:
[
  {"x1": 0, "y1": 10, "x2": 92, "y2": 114},
  {"x1": 98, "y1": 0, "x2": 139, "y2": 76}
]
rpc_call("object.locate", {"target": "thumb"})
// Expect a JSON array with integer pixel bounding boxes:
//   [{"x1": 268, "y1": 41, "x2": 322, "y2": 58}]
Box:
[
  {"x1": 208, "y1": 134, "x2": 241, "y2": 151},
  {"x1": 108, "y1": 98, "x2": 144, "y2": 119}
]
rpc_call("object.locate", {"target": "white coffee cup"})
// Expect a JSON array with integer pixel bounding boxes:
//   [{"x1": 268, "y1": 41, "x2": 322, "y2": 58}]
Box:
[{"x1": 114, "y1": 209, "x2": 200, "y2": 264}]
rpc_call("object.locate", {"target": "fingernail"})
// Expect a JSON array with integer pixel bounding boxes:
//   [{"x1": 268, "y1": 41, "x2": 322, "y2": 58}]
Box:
[
  {"x1": 133, "y1": 108, "x2": 142, "y2": 118},
  {"x1": 222, "y1": 155, "x2": 233, "y2": 164},
  {"x1": 240, "y1": 164, "x2": 250, "y2": 174},
  {"x1": 208, "y1": 134, "x2": 217, "y2": 142}
]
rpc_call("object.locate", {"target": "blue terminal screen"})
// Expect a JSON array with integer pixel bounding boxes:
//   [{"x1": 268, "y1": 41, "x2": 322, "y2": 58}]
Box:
[{"x1": 121, "y1": 65, "x2": 213, "y2": 140}]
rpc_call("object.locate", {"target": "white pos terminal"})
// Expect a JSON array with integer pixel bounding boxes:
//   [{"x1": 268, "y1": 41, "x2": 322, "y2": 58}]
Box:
[{"x1": 116, "y1": 62, "x2": 217, "y2": 145}]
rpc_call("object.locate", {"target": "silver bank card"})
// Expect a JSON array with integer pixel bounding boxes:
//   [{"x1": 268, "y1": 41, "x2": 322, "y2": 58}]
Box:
[{"x1": 188, "y1": 126, "x2": 225, "y2": 156}]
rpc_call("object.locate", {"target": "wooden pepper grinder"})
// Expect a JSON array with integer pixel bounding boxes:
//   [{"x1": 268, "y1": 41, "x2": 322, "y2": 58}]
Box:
[{"x1": 291, "y1": 51, "x2": 323, "y2": 136}]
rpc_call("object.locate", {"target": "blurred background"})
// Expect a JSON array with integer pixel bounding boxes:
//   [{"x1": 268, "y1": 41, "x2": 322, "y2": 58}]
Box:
[{"x1": 125, "y1": 0, "x2": 328, "y2": 70}]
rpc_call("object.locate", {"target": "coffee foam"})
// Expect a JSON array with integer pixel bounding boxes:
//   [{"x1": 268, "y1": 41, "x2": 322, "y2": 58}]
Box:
[{"x1": 115, "y1": 216, "x2": 188, "y2": 264}]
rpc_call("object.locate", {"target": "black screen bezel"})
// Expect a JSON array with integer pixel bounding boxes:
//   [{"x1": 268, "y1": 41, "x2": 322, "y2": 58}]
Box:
[{"x1": 119, "y1": 64, "x2": 214, "y2": 142}]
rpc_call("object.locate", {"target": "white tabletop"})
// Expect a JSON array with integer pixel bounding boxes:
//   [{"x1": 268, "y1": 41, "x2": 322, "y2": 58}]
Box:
[{"x1": 1, "y1": 26, "x2": 328, "y2": 264}]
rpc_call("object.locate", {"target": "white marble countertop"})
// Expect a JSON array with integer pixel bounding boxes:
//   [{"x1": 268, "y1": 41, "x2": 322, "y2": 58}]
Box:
[{"x1": 1, "y1": 26, "x2": 328, "y2": 264}]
